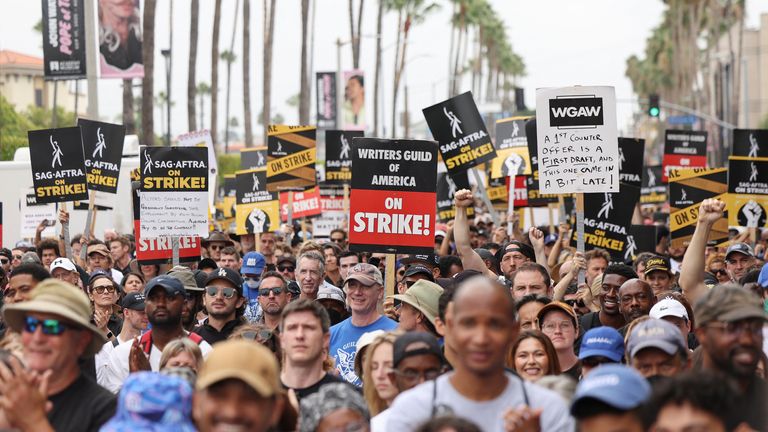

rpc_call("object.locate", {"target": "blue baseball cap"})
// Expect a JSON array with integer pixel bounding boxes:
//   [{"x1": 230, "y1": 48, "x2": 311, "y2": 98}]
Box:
[
  {"x1": 544, "y1": 234, "x2": 558, "y2": 245},
  {"x1": 144, "y1": 276, "x2": 186, "y2": 298},
  {"x1": 579, "y1": 327, "x2": 624, "y2": 363},
  {"x1": 241, "y1": 252, "x2": 266, "y2": 276},
  {"x1": 571, "y1": 364, "x2": 650, "y2": 416},
  {"x1": 100, "y1": 371, "x2": 196, "y2": 432},
  {"x1": 758, "y1": 262, "x2": 768, "y2": 288}
]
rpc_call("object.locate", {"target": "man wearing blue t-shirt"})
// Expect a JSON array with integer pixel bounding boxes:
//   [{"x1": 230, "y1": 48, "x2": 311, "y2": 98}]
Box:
[{"x1": 330, "y1": 263, "x2": 397, "y2": 386}]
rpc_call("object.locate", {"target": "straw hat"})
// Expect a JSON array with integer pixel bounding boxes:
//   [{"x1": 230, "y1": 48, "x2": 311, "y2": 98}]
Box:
[{"x1": 3, "y1": 279, "x2": 107, "y2": 357}]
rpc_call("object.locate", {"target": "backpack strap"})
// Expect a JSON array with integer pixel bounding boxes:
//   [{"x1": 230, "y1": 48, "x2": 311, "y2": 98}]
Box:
[
  {"x1": 139, "y1": 330, "x2": 153, "y2": 355},
  {"x1": 112, "y1": 337, "x2": 120, "y2": 348},
  {"x1": 187, "y1": 332, "x2": 203, "y2": 345}
]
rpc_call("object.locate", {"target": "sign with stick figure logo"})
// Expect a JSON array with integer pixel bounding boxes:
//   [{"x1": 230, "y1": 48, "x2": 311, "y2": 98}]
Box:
[
  {"x1": 235, "y1": 168, "x2": 279, "y2": 235},
  {"x1": 732, "y1": 129, "x2": 768, "y2": 159},
  {"x1": 490, "y1": 116, "x2": 531, "y2": 179},
  {"x1": 78, "y1": 119, "x2": 125, "y2": 193},
  {"x1": 727, "y1": 157, "x2": 768, "y2": 229},
  {"x1": 325, "y1": 130, "x2": 363, "y2": 185},
  {"x1": 28, "y1": 127, "x2": 88, "y2": 203},
  {"x1": 669, "y1": 167, "x2": 728, "y2": 248}
]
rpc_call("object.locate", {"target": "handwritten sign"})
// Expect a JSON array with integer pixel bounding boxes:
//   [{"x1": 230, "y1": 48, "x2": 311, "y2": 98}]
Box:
[{"x1": 535, "y1": 86, "x2": 618, "y2": 194}]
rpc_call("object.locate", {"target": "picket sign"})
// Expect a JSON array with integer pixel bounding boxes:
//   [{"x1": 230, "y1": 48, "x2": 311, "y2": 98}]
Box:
[
  {"x1": 287, "y1": 192, "x2": 295, "y2": 225},
  {"x1": 172, "y1": 236, "x2": 180, "y2": 267},
  {"x1": 385, "y1": 254, "x2": 396, "y2": 298},
  {"x1": 80, "y1": 191, "x2": 97, "y2": 262},
  {"x1": 60, "y1": 202, "x2": 72, "y2": 259}
]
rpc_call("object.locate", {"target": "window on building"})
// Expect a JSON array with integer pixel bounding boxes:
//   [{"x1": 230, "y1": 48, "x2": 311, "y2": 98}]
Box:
[{"x1": 35, "y1": 89, "x2": 43, "y2": 107}]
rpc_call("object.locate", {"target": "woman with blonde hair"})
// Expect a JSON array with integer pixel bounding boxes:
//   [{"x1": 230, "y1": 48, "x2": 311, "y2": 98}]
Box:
[
  {"x1": 362, "y1": 332, "x2": 400, "y2": 426},
  {"x1": 159, "y1": 338, "x2": 204, "y2": 373}
]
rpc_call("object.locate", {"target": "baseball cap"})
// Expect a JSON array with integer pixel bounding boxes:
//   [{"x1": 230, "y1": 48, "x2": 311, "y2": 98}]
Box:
[
  {"x1": 86, "y1": 243, "x2": 110, "y2": 257},
  {"x1": 276, "y1": 255, "x2": 297, "y2": 267},
  {"x1": 121, "y1": 292, "x2": 146, "y2": 311},
  {"x1": 579, "y1": 327, "x2": 625, "y2": 362},
  {"x1": 50, "y1": 257, "x2": 77, "y2": 273},
  {"x1": 196, "y1": 340, "x2": 282, "y2": 397},
  {"x1": 544, "y1": 234, "x2": 558, "y2": 246},
  {"x1": 693, "y1": 283, "x2": 767, "y2": 325},
  {"x1": 499, "y1": 241, "x2": 535, "y2": 262},
  {"x1": 354, "y1": 330, "x2": 386, "y2": 377},
  {"x1": 198, "y1": 257, "x2": 218, "y2": 271},
  {"x1": 392, "y1": 280, "x2": 444, "y2": 326},
  {"x1": 571, "y1": 364, "x2": 651, "y2": 415},
  {"x1": 392, "y1": 331, "x2": 443, "y2": 368},
  {"x1": 403, "y1": 265, "x2": 435, "y2": 282},
  {"x1": 317, "y1": 285, "x2": 345, "y2": 305},
  {"x1": 536, "y1": 301, "x2": 579, "y2": 331},
  {"x1": 144, "y1": 276, "x2": 186, "y2": 298},
  {"x1": 0, "y1": 248, "x2": 11, "y2": 261},
  {"x1": 649, "y1": 298, "x2": 689, "y2": 321},
  {"x1": 88, "y1": 269, "x2": 114, "y2": 286},
  {"x1": 725, "y1": 242, "x2": 754, "y2": 260},
  {"x1": 344, "y1": 263, "x2": 383, "y2": 287},
  {"x1": 242, "y1": 252, "x2": 266, "y2": 275},
  {"x1": 643, "y1": 256, "x2": 671, "y2": 276},
  {"x1": 167, "y1": 265, "x2": 204, "y2": 292},
  {"x1": 401, "y1": 254, "x2": 440, "y2": 268},
  {"x1": 20, "y1": 251, "x2": 41, "y2": 265},
  {"x1": 626, "y1": 318, "x2": 688, "y2": 358},
  {"x1": 204, "y1": 267, "x2": 245, "y2": 293}
]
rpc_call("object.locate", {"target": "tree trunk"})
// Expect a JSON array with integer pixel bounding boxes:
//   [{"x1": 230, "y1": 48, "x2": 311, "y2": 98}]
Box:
[
  {"x1": 391, "y1": 10, "x2": 403, "y2": 138},
  {"x1": 141, "y1": 0, "x2": 156, "y2": 146},
  {"x1": 263, "y1": 0, "x2": 276, "y2": 144},
  {"x1": 211, "y1": 0, "x2": 222, "y2": 150},
  {"x1": 373, "y1": 0, "x2": 383, "y2": 136},
  {"x1": 452, "y1": 20, "x2": 464, "y2": 96},
  {"x1": 123, "y1": 79, "x2": 136, "y2": 134},
  {"x1": 348, "y1": 0, "x2": 364, "y2": 69},
  {"x1": 187, "y1": 0, "x2": 199, "y2": 132},
  {"x1": 299, "y1": 0, "x2": 310, "y2": 124},
  {"x1": 225, "y1": 0, "x2": 240, "y2": 153},
  {"x1": 199, "y1": 92, "x2": 205, "y2": 131},
  {"x1": 447, "y1": 2, "x2": 457, "y2": 96},
  {"x1": 243, "y1": 0, "x2": 253, "y2": 147},
  {"x1": 730, "y1": 3, "x2": 745, "y2": 127}
]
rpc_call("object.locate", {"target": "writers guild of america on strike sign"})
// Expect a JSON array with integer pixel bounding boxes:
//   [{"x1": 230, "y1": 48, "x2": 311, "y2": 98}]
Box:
[
  {"x1": 349, "y1": 138, "x2": 438, "y2": 254},
  {"x1": 535, "y1": 86, "x2": 619, "y2": 194}
]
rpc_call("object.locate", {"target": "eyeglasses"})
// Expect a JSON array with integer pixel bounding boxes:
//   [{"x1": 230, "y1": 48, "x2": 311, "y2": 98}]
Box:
[
  {"x1": 389, "y1": 368, "x2": 441, "y2": 382},
  {"x1": 92, "y1": 285, "x2": 116, "y2": 294},
  {"x1": 706, "y1": 320, "x2": 763, "y2": 338},
  {"x1": 205, "y1": 286, "x2": 237, "y2": 299},
  {"x1": 581, "y1": 357, "x2": 617, "y2": 368},
  {"x1": 259, "y1": 287, "x2": 283, "y2": 297},
  {"x1": 208, "y1": 244, "x2": 224, "y2": 251},
  {"x1": 12, "y1": 255, "x2": 22, "y2": 261},
  {"x1": 711, "y1": 268, "x2": 727, "y2": 276},
  {"x1": 278, "y1": 266, "x2": 295, "y2": 272},
  {"x1": 541, "y1": 320, "x2": 574, "y2": 332},
  {"x1": 24, "y1": 316, "x2": 68, "y2": 336},
  {"x1": 0, "y1": 258, "x2": 8, "y2": 265},
  {"x1": 564, "y1": 299, "x2": 585, "y2": 308}
]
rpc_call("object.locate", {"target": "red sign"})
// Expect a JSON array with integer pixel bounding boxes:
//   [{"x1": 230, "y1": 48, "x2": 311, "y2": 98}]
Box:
[
  {"x1": 662, "y1": 154, "x2": 707, "y2": 182},
  {"x1": 321, "y1": 194, "x2": 344, "y2": 211},
  {"x1": 134, "y1": 220, "x2": 201, "y2": 265},
  {"x1": 507, "y1": 176, "x2": 529, "y2": 207},
  {"x1": 279, "y1": 186, "x2": 322, "y2": 221},
  {"x1": 349, "y1": 190, "x2": 435, "y2": 252}
]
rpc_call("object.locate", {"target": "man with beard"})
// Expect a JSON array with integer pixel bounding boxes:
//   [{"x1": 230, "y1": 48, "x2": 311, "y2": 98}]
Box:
[
  {"x1": 258, "y1": 271, "x2": 290, "y2": 330},
  {"x1": 102, "y1": 276, "x2": 213, "y2": 393},
  {"x1": 618, "y1": 279, "x2": 656, "y2": 336},
  {"x1": 193, "y1": 268, "x2": 246, "y2": 344},
  {"x1": 578, "y1": 264, "x2": 637, "y2": 337},
  {"x1": 168, "y1": 266, "x2": 205, "y2": 331},
  {"x1": 693, "y1": 284, "x2": 767, "y2": 431}
]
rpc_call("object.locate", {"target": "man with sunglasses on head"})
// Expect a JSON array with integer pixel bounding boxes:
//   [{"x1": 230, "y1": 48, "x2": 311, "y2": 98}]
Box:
[
  {"x1": 193, "y1": 267, "x2": 247, "y2": 345},
  {"x1": 258, "y1": 271, "x2": 290, "y2": 330},
  {"x1": 102, "y1": 275, "x2": 213, "y2": 393},
  {"x1": 0, "y1": 279, "x2": 116, "y2": 431}
]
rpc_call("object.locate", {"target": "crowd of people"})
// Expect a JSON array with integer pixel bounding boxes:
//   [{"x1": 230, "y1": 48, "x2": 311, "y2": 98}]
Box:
[{"x1": 0, "y1": 191, "x2": 764, "y2": 431}]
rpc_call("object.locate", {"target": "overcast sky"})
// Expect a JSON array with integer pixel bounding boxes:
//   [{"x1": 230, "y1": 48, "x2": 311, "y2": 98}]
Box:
[{"x1": 2, "y1": 0, "x2": 766, "y2": 144}]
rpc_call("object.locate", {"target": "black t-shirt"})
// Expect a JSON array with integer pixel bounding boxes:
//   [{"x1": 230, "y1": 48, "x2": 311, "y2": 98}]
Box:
[
  {"x1": 192, "y1": 318, "x2": 243, "y2": 345},
  {"x1": 48, "y1": 373, "x2": 116, "y2": 432},
  {"x1": 561, "y1": 362, "x2": 582, "y2": 382},
  {"x1": 283, "y1": 373, "x2": 347, "y2": 401}
]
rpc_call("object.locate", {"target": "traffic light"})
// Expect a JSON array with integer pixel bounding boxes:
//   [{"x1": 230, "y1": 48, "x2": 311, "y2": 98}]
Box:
[{"x1": 648, "y1": 94, "x2": 660, "y2": 117}]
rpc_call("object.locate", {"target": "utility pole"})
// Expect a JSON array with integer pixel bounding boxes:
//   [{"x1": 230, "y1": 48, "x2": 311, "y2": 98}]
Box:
[{"x1": 84, "y1": 0, "x2": 99, "y2": 119}]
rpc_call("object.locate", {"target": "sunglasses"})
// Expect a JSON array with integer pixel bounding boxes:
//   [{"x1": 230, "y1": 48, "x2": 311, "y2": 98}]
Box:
[
  {"x1": 208, "y1": 244, "x2": 224, "y2": 251},
  {"x1": 259, "y1": 287, "x2": 283, "y2": 297},
  {"x1": 241, "y1": 329, "x2": 274, "y2": 341},
  {"x1": 92, "y1": 285, "x2": 116, "y2": 294},
  {"x1": 712, "y1": 268, "x2": 727, "y2": 276},
  {"x1": 12, "y1": 255, "x2": 22, "y2": 261},
  {"x1": 278, "y1": 266, "x2": 295, "y2": 272},
  {"x1": 205, "y1": 286, "x2": 237, "y2": 299},
  {"x1": 24, "y1": 316, "x2": 68, "y2": 336},
  {"x1": 0, "y1": 258, "x2": 8, "y2": 265}
]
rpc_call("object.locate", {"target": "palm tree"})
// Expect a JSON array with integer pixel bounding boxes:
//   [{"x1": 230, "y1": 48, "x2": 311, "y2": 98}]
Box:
[
  {"x1": 349, "y1": 0, "x2": 365, "y2": 69},
  {"x1": 211, "y1": 0, "x2": 223, "y2": 150},
  {"x1": 141, "y1": 0, "x2": 157, "y2": 146},
  {"x1": 123, "y1": 80, "x2": 136, "y2": 133},
  {"x1": 263, "y1": 0, "x2": 277, "y2": 144},
  {"x1": 221, "y1": 49, "x2": 238, "y2": 152},
  {"x1": 187, "y1": 0, "x2": 199, "y2": 131},
  {"x1": 155, "y1": 91, "x2": 174, "y2": 145},
  {"x1": 373, "y1": 0, "x2": 384, "y2": 135},
  {"x1": 196, "y1": 82, "x2": 211, "y2": 129},
  {"x1": 243, "y1": 0, "x2": 254, "y2": 147},
  {"x1": 299, "y1": 0, "x2": 311, "y2": 124}
]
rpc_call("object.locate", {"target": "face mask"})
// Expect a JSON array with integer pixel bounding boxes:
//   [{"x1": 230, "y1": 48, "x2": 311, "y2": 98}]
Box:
[{"x1": 245, "y1": 279, "x2": 259, "y2": 290}]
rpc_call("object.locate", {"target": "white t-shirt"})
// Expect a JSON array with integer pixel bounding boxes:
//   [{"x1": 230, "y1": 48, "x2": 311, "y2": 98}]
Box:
[
  {"x1": 386, "y1": 372, "x2": 574, "y2": 432},
  {"x1": 371, "y1": 409, "x2": 391, "y2": 432},
  {"x1": 100, "y1": 331, "x2": 212, "y2": 393},
  {"x1": 95, "y1": 334, "x2": 130, "y2": 388}
]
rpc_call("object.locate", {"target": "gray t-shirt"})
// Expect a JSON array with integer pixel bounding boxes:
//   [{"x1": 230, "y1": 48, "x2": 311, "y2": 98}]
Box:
[{"x1": 386, "y1": 371, "x2": 574, "y2": 432}]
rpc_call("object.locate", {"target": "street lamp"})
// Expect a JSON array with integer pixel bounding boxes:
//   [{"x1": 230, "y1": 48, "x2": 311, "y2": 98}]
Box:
[{"x1": 161, "y1": 48, "x2": 172, "y2": 146}]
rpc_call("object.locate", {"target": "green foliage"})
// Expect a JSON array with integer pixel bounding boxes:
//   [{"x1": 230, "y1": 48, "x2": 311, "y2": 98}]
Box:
[
  {"x1": 760, "y1": 113, "x2": 768, "y2": 129},
  {"x1": 216, "y1": 153, "x2": 241, "y2": 183},
  {"x1": 0, "y1": 95, "x2": 78, "y2": 161}
]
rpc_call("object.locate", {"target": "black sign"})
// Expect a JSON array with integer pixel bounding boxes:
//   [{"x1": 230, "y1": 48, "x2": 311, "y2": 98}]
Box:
[
  {"x1": 325, "y1": 130, "x2": 363, "y2": 185},
  {"x1": 571, "y1": 186, "x2": 641, "y2": 261},
  {"x1": 222, "y1": 175, "x2": 237, "y2": 197},
  {"x1": 41, "y1": 0, "x2": 86, "y2": 79},
  {"x1": 29, "y1": 127, "x2": 88, "y2": 203},
  {"x1": 241, "y1": 147, "x2": 267, "y2": 170},
  {"x1": 423, "y1": 91, "x2": 496, "y2": 174},
  {"x1": 732, "y1": 129, "x2": 768, "y2": 158},
  {"x1": 625, "y1": 225, "x2": 656, "y2": 262},
  {"x1": 316, "y1": 72, "x2": 337, "y2": 129},
  {"x1": 140, "y1": 147, "x2": 209, "y2": 192},
  {"x1": 549, "y1": 97, "x2": 604, "y2": 128},
  {"x1": 436, "y1": 171, "x2": 471, "y2": 222},
  {"x1": 640, "y1": 165, "x2": 666, "y2": 205},
  {"x1": 728, "y1": 158, "x2": 768, "y2": 195},
  {"x1": 78, "y1": 119, "x2": 125, "y2": 194},
  {"x1": 618, "y1": 138, "x2": 644, "y2": 188},
  {"x1": 662, "y1": 130, "x2": 707, "y2": 182},
  {"x1": 524, "y1": 119, "x2": 558, "y2": 206}
]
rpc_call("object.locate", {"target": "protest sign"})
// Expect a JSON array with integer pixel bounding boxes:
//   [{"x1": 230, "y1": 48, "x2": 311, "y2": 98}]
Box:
[
  {"x1": 313, "y1": 190, "x2": 346, "y2": 238},
  {"x1": 487, "y1": 176, "x2": 527, "y2": 211},
  {"x1": 41, "y1": 0, "x2": 86, "y2": 79},
  {"x1": 325, "y1": 130, "x2": 363, "y2": 185},
  {"x1": 316, "y1": 72, "x2": 338, "y2": 128},
  {"x1": 662, "y1": 130, "x2": 707, "y2": 182},
  {"x1": 139, "y1": 147, "x2": 209, "y2": 238},
  {"x1": 727, "y1": 157, "x2": 768, "y2": 229},
  {"x1": 640, "y1": 165, "x2": 666, "y2": 205},
  {"x1": 78, "y1": 119, "x2": 125, "y2": 193},
  {"x1": 235, "y1": 169, "x2": 279, "y2": 235},
  {"x1": 525, "y1": 119, "x2": 559, "y2": 206},
  {"x1": 625, "y1": 225, "x2": 657, "y2": 262},
  {"x1": 97, "y1": 0, "x2": 144, "y2": 78},
  {"x1": 20, "y1": 189, "x2": 57, "y2": 239},
  {"x1": 437, "y1": 171, "x2": 473, "y2": 222},
  {"x1": 732, "y1": 129, "x2": 768, "y2": 158},
  {"x1": 535, "y1": 86, "x2": 619, "y2": 194},
  {"x1": 241, "y1": 146, "x2": 268, "y2": 170},
  {"x1": 267, "y1": 125, "x2": 317, "y2": 191},
  {"x1": 177, "y1": 130, "x2": 218, "y2": 210},
  {"x1": 490, "y1": 117, "x2": 531, "y2": 178},
  {"x1": 349, "y1": 138, "x2": 437, "y2": 254},
  {"x1": 668, "y1": 167, "x2": 728, "y2": 248},
  {"x1": 423, "y1": 91, "x2": 495, "y2": 174},
  {"x1": 28, "y1": 127, "x2": 88, "y2": 204},
  {"x1": 280, "y1": 186, "x2": 322, "y2": 221},
  {"x1": 217, "y1": 175, "x2": 237, "y2": 219},
  {"x1": 131, "y1": 180, "x2": 200, "y2": 264},
  {"x1": 570, "y1": 186, "x2": 640, "y2": 261},
  {"x1": 618, "y1": 138, "x2": 644, "y2": 188}
]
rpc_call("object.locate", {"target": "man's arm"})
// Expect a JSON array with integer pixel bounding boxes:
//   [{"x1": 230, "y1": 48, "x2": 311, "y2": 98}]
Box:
[
  {"x1": 529, "y1": 227, "x2": 550, "y2": 274},
  {"x1": 438, "y1": 224, "x2": 453, "y2": 257},
  {"x1": 454, "y1": 189, "x2": 496, "y2": 278},
  {"x1": 679, "y1": 198, "x2": 725, "y2": 304},
  {"x1": 547, "y1": 223, "x2": 570, "y2": 268},
  {"x1": 552, "y1": 252, "x2": 584, "y2": 301}
]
